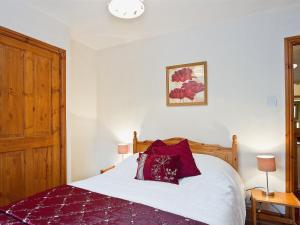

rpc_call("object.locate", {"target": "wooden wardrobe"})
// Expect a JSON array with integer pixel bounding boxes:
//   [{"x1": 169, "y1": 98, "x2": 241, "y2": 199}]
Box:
[{"x1": 0, "y1": 26, "x2": 66, "y2": 206}]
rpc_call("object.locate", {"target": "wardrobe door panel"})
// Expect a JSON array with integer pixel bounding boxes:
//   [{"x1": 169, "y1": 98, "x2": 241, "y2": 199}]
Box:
[
  {"x1": 0, "y1": 44, "x2": 24, "y2": 138},
  {"x1": 23, "y1": 49, "x2": 61, "y2": 196},
  {"x1": 0, "y1": 151, "x2": 25, "y2": 206},
  {"x1": 24, "y1": 52, "x2": 52, "y2": 137},
  {"x1": 0, "y1": 27, "x2": 65, "y2": 207},
  {"x1": 25, "y1": 147, "x2": 52, "y2": 197}
]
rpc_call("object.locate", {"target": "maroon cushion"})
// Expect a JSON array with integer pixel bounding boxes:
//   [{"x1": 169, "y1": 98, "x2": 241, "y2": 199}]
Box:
[
  {"x1": 144, "y1": 139, "x2": 167, "y2": 155},
  {"x1": 135, "y1": 153, "x2": 180, "y2": 184},
  {"x1": 152, "y1": 139, "x2": 201, "y2": 178}
]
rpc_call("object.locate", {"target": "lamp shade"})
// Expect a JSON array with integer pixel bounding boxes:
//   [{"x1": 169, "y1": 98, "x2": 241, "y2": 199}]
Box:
[
  {"x1": 256, "y1": 155, "x2": 276, "y2": 172},
  {"x1": 118, "y1": 144, "x2": 129, "y2": 154}
]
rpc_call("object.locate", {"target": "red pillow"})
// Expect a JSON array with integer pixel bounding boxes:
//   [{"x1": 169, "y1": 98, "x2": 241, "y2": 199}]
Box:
[
  {"x1": 144, "y1": 139, "x2": 166, "y2": 155},
  {"x1": 152, "y1": 139, "x2": 200, "y2": 178},
  {"x1": 135, "y1": 153, "x2": 180, "y2": 184}
]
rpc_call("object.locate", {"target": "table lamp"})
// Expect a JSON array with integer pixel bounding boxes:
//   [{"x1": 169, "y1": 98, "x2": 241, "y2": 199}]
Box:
[
  {"x1": 118, "y1": 144, "x2": 129, "y2": 160},
  {"x1": 256, "y1": 155, "x2": 276, "y2": 196}
]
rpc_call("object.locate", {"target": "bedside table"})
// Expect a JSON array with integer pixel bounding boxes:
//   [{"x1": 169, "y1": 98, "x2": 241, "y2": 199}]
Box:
[
  {"x1": 100, "y1": 165, "x2": 115, "y2": 174},
  {"x1": 251, "y1": 189, "x2": 300, "y2": 225}
]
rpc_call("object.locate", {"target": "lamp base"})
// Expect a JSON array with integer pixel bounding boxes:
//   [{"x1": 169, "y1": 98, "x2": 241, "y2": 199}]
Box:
[{"x1": 262, "y1": 189, "x2": 275, "y2": 197}]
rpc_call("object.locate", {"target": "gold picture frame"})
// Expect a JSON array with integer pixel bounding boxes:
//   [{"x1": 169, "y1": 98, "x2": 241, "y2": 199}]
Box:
[{"x1": 166, "y1": 61, "x2": 208, "y2": 106}]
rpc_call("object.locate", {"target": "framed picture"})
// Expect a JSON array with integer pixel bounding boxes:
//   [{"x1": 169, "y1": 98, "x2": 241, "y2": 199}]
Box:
[{"x1": 166, "y1": 61, "x2": 207, "y2": 106}]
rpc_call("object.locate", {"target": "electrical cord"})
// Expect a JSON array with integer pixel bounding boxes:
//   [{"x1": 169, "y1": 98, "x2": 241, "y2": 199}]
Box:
[
  {"x1": 246, "y1": 187, "x2": 284, "y2": 217},
  {"x1": 270, "y1": 204, "x2": 284, "y2": 217},
  {"x1": 245, "y1": 187, "x2": 265, "y2": 191},
  {"x1": 258, "y1": 202, "x2": 284, "y2": 217}
]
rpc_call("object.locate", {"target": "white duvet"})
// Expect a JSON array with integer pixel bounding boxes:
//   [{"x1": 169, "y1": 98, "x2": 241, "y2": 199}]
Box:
[{"x1": 72, "y1": 154, "x2": 246, "y2": 225}]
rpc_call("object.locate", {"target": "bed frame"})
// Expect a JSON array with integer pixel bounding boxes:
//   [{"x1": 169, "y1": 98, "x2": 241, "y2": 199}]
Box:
[{"x1": 133, "y1": 131, "x2": 238, "y2": 171}]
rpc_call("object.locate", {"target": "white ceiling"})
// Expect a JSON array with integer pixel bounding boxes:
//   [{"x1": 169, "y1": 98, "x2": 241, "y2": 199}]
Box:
[{"x1": 17, "y1": 0, "x2": 300, "y2": 50}]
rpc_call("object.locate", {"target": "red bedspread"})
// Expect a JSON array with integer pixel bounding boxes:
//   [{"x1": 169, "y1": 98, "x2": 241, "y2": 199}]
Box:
[{"x1": 0, "y1": 185, "x2": 207, "y2": 225}]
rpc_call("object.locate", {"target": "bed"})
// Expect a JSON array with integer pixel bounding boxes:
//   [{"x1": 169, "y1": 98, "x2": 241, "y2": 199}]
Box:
[{"x1": 0, "y1": 132, "x2": 245, "y2": 225}]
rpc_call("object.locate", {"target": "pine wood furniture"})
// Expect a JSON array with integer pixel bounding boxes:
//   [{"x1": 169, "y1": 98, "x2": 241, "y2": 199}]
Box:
[
  {"x1": 0, "y1": 26, "x2": 66, "y2": 206},
  {"x1": 251, "y1": 189, "x2": 300, "y2": 225},
  {"x1": 285, "y1": 35, "x2": 300, "y2": 221},
  {"x1": 133, "y1": 131, "x2": 238, "y2": 171},
  {"x1": 100, "y1": 165, "x2": 115, "y2": 174},
  {"x1": 285, "y1": 35, "x2": 300, "y2": 194}
]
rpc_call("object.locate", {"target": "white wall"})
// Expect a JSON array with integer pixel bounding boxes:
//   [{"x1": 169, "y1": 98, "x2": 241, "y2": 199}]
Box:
[
  {"x1": 96, "y1": 5, "x2": 300, "y2": 192},
  {"x1": 70, "y1": 40, "x2": 99, "y2": 181},
  {"x1": 0, "y1": 0, "x2": 72, "y2": 182},
  {"x1": 2, "y1": 0, "x2": 300, "y2": 191}
]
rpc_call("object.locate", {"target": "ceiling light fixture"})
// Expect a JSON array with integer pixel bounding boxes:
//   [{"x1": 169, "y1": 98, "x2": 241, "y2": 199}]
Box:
[
  {"x1": 108, "y1": 0, "x2": 145, "y2": 19},
  {"x1": 294, "y1": 64, "x2": 298, "y2": 69}
]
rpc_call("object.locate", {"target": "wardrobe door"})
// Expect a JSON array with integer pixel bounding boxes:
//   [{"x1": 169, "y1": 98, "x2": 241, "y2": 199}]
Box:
[{"x1": 0, "y1": 28, "x2": 65, "y2": 206}]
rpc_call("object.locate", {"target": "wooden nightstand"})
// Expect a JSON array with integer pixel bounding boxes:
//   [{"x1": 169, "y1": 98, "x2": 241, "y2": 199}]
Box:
[
  {"x1": 251, "y1": 189, "x2": 300, "y2": 225},
  {"x1": 100, "y1": 165, "x2": 115, "y2": 174}
]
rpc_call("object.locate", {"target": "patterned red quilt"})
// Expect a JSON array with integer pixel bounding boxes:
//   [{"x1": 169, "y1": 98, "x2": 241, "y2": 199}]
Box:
[{"x1": 0, "y1": 185, "x2": 207, "y2": 225}]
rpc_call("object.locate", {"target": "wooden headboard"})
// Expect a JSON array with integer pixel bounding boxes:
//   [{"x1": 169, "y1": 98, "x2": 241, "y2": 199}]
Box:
[{"x1": 133, "y1": 131, "x2": 238, "y2": 171}]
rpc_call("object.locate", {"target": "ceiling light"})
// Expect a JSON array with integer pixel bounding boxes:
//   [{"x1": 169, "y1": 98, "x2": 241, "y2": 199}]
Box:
[
  {"x1": 294, "y1": 64, "x2": 298, "y2": 69},
  {"x1": 108, "y1": 0, "x2": 145, "y2": 19}
]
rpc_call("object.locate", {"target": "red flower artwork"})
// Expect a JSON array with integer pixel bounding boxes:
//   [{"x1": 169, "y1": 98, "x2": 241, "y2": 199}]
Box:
[
  {"x1": 167, "y1": 62, "x2": 207, "y2": 105},
  {"x1": 182, "y1": 80, "x2": 205, "y2": 93},
  {"x1": 169, "y1": 81, "x2": 205, "y2": 101},
  {"x1": 169, "y1": 88, "x2": 185, "y2": 100},
  {"x1": 171, "y1": 68, "x2": 193, "y2": 82}
]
